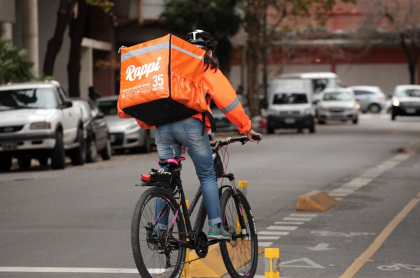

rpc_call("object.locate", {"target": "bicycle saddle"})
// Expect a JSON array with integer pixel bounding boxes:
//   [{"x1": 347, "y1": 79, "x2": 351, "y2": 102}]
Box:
[{"x1": 158, "y1": 156, "x2": 185, "y2": 167}]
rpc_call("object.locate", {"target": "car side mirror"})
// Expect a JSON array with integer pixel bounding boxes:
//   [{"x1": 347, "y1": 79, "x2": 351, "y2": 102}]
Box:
[
  {"x1": 94, "y1": 112, "x2": 105, "y2": 119},
  {"x1": 61, "y1": 100, "x2": 73, "y2": 109}
]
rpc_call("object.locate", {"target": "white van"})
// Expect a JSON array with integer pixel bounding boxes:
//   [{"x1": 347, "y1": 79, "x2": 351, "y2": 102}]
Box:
[
  {"x1": 267, "y1": 79, "x2": 315, "y2": 134},
  {"x1": 280, "y1": 72, "x2": 341, "y2": 103}
]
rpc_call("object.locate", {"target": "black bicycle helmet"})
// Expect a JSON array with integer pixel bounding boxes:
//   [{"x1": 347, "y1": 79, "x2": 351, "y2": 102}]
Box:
[{"x1": 186, "y1": 29, "x2": 215, "y2": 51}]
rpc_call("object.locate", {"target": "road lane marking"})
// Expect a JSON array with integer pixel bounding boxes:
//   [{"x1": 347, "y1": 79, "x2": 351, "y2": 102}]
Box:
[
  {"x1": 280, "y1": 258, "x2": 324, "y2": 269},
  {"x1": 282, "y1": 217, "x2": 312, "y2": 221},
  {"x1": 332, "y1": 188, "x2": 355, "y2": 193},
  {"x1": 258, "y1": 242, "x2": 273, "y2": 247},
  {"x1": 377, "y1": 263, "x2": 420, "y2": 271},
  {"x1": 267, "y1": 226, "x2": 298, "y2": 231},
  {"x1": 340, "y1": 197, "x2": 420, "y2": 278},
  {"x1": 258, "y1": 231, "x2": 290, "y2": 235},
  {"x1": 289, "y1": 213, "x2": 317, "y2": 217},
  {"x1": 306, "y1": 243, "x2": 335, "y2": 251},
  {"x1": 258, "y1": 236, "x2": 280, "y2": 240},
  {"x1": 335, "y1": 197, "x2": 343, "y2": 200},
  {"x1": 274, "y1": 221, "x2": 304, "y2": 225},
  {"x1": 329, "y1": 193, "x2": 348, "y2": 197},
  {"x1": 0, "y1": 267, "x2": 139, "y2": 274}
]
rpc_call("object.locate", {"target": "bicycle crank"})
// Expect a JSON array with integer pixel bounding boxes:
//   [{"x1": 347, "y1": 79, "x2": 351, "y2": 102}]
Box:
[{"x1": 193, "y1": 231, "x2": 208, "y2": 258}]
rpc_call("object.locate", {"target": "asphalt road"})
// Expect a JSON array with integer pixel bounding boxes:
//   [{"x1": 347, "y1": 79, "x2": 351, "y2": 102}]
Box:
[{"x1": 0, "y1": 114, "x2": 419, "y2": 278}]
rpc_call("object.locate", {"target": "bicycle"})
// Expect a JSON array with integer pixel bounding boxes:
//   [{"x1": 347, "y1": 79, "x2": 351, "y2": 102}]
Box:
[{"x1": 131, "y1": 135, "x2": 262, "y2": 278}]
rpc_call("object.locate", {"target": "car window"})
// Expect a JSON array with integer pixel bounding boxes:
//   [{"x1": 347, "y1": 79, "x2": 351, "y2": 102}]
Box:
[
  {"x1": 96, "y1": 100, "x2": 118, "y2": 115},
  {"x1": 87, "y1": 100, "x2": 98, "y2": 117},
  {"x1": 353, "y1": 90, "x2": 372, "y2": 96},
  {"x1": 323, "y1": 92, "x2": 353, "y2": 101},
  {"x1": 0, "y1": 88, "x2": 58, "y2": 110},
  {"x1": 311, "y1": 78, "x2": 339, "y2": 93},
  {"x1": 273, "y1": 93, "x2": 308, "y2": 104},
  {"x1": 73, "y1": 100, "x2": 90, "y2": 121},
  {"x1": 57, "y1": 87, "x2": 69, "y2": 101},
  {"x1": 396, "y1": 89, "x2": 420, "y2": 98}
]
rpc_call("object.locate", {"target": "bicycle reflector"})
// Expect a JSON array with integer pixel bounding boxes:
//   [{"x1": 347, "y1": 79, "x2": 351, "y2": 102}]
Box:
[{"x1": 141, "y1": 174, "x2": 151, "y2": 182}]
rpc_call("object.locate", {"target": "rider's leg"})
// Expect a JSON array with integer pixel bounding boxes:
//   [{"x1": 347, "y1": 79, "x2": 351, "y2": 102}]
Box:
[
  {"x1": 171, "y1": 118, "x2": 222, "y2": 226},
  {"x1": 154, "y1": 123, "x2": 182, "y2": 230}
]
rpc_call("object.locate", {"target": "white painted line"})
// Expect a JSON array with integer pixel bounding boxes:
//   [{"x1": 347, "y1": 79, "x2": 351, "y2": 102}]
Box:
[
  {"x1": 335, "y1": 197, "x2": 343, "y2": 200},
  {"x1": 283, "y1": 217, "x2": 312, "y2": 221},
  {"x1": 332, "y1": 188, "x2": 355, "y2": 193},
  {"x1": 258, "y1": 242, "x2": 273, "y2": 247},
  {"x1": 289, "y1": 213, "x2": 317, "y2": 217},
  {"x1": 267, "y1": 225, "x2": 298, "y2": 231},
  {"x1": 0, "y1": 267, "x2": 140, "y2": 274},
  {"x1": 258, "y1": 231, "x2": 290, "y2": 235},
  {"x1": 342, "y1": 183, "x2": 364, "y2": 188},
  {"x1": 329, "y1": 193, "x2": 348, "y2": 197},
  {"x1": 275, "y1": 221, "x2": 305, "y2": 225},
  {"x1": 258, "y1": 236, "x2": 280, "y2": 240}
]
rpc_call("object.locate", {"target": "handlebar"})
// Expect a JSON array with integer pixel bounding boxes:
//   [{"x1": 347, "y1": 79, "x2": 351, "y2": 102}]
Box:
[{"x1": 210, "y1": 135, "x2": 262, "y2": 148}]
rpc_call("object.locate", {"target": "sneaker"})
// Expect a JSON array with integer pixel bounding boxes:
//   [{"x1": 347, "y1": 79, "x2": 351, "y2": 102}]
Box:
[{"x1": 207, "y1": 224, "x2": 232, "y2": 240}]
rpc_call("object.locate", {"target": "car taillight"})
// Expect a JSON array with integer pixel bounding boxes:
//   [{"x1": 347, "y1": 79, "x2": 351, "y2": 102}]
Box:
[
  {"x1": 141, "y1": 174, "x2": 151, "y2": 182},
  {"x1": 379, "y1": 95, "x2": 384, "y2": 99}
]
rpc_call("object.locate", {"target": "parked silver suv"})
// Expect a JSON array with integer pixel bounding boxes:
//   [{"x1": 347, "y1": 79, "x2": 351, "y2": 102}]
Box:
[{"x1": 348, "y1": 86, "x2": 386, "y2": 113}]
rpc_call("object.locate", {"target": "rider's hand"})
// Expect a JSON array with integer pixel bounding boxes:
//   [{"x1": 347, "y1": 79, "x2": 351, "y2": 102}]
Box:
[
  {"x1": 181, "y1": 145, "x2": 186, "y2": 154},
  {"x1": 245, "y1": 129, "x2": 261, "y2": 143}
]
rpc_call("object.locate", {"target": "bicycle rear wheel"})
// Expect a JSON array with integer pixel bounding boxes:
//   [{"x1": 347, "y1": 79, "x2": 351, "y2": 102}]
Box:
[
  {"x1": 219, "y1": 188, "x2": 258, "y2": 278},
  {"x1": 131, "y1": 187, "x2": 186, "y2": 278}
]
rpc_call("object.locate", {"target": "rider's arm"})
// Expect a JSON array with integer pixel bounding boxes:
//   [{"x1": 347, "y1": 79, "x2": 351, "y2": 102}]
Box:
[{"x1": 207, "y1": 70, "x2": 252, "y2": 134}]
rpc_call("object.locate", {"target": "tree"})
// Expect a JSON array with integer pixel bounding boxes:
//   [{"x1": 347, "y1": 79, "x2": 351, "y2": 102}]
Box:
[
  {"x1": 160, "y1": 0, "x2": 242, "y2": 77},
  {"x1": 359, "y1": 0, "x2": 420, "y2": 84},
  {"x1": 0, "y1": 39, "x2": 34, "y2": 84},
  {"x1": 244, "y1": 0, "x2": 355, "y2": 117},
  {"x1": 43, "y1": 0, "x2": 78, "y2": 77},
  {"x1": 68, "y1": 0, "x2": 88, "y2": 97}
]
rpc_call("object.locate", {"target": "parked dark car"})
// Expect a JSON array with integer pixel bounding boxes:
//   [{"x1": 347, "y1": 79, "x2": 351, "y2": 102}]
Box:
[{"x1": 71, "y1": 98, "x2": 111, "y2": 162}]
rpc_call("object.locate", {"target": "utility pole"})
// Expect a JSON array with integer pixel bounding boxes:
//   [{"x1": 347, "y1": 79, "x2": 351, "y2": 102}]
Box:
[{"x1": 21, "y1": 0, "x2": 39, "y2": 76}]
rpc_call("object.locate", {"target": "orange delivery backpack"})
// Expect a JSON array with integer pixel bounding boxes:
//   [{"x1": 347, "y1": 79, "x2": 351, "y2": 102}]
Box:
[{"x1": 118, "y1": 34, "x2": 214, "y2": 133}]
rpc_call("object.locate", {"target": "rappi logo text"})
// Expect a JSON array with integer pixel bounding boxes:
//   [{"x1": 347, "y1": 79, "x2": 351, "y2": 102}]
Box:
[{"x1": 125, "y1": 57, "x2": 161, "y2": 81}]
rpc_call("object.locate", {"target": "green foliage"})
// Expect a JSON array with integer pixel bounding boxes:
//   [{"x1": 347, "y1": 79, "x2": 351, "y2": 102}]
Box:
[
  {"x1": 86, "y1": 0, "x2": 116, "y2": 20},
  {"x1": 160, "y1": 0, "x2": 242, "y2": 75},
  {"x1": 0, "y1": 38, "x2": 34, "y2": 84}
]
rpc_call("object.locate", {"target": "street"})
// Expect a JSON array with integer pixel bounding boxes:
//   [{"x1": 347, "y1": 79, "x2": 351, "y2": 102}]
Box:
[{"x1": 0, "y1": 114, "x2": 420, "y2": 278}]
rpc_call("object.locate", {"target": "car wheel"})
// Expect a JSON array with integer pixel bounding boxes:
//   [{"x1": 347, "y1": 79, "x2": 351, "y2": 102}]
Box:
[
  {"x1": 391, "y1": 113, "x2": 396, "y2": 121},
  {"x1": 86, "y1": 139, "x2": 98, "y2": 163},
  {"x1": 309, "y1": 125, "x2": 316, "y2": 133},
  {"x1": 100, "y1": 139, "x2": 112, "y2": 160},
  {"x1": 18, "y1": 158, "x2": 32, "y2": 169},
  {"x1": 368, "y1": 104, "x2": 381, "y2": 113},
  {"x1": 139, "y1": 132, "x2": 151, "y2": 153},
  {"x1": 0, "y1": 153, "x2": 12, "y2": 171},
  {"x1": 51, "y1": 131, "x2": 66, "y2": 170},
  {"x1": 353, "y1": 116, "x2": 358, "y2": 124},
  {"x1": 38, "y1": 157, "x2": 49, "y2": 166},
  {"x1": 70, "y1": 128, "x2": 86, "y2": 166},
  {"x1": 267, "y1": 124, "x2": 274, "y2": 134}
]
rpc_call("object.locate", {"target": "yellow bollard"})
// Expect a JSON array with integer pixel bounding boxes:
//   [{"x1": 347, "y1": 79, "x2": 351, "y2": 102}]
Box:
[
  {"x1": 265, "y1": 248, "x2": 280, "y2": 278},
  {"x1": 238, "y1": 181, "x2": 247, "y2": 197},
  {"x1": 181, "y1": 200, "x2": 191, "y2": 278},
  {"x1": 237, "y1": 181, "x2": 248, "y2": 233}
]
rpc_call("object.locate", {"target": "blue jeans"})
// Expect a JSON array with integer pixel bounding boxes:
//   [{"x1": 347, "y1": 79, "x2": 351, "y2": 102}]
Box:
[{"x1": 154, "y1": 117, "x2": 222, "y2": 229}]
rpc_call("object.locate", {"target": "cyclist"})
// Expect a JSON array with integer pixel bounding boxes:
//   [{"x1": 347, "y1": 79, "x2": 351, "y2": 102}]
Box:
[{"x1": 155, "y1": 30, "x2": 261, "y2": 240}]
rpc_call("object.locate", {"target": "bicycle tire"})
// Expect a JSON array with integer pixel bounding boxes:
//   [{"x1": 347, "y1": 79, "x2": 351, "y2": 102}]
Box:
[
  {"x1": 131, "y1": 187, "x2": 186, "y2": 278},
  {"x1": 219, "y1": 188, "x2": 258, "y2": 278}
]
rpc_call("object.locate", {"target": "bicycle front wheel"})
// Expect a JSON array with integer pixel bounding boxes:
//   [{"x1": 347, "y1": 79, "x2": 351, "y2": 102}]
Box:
[
  {"x1": 219, "y1": 188, "x2": 258, "y2": 278},
  {"x1": 131, "y1": 187, "x2": 186, "y2": 278}
]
